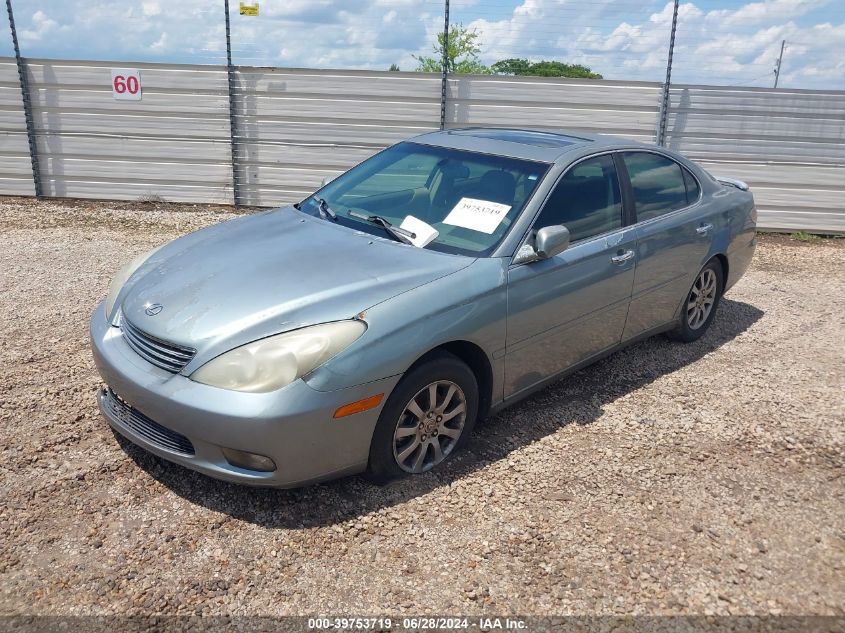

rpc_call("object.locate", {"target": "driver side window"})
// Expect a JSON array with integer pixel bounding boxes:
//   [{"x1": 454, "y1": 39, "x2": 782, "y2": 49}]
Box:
[{"x1": 533, "y1": 154, "x2": 623, "y2": 243}]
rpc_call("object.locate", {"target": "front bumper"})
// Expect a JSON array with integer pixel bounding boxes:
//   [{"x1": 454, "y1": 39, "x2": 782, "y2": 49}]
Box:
[{"x1": 90, "y1": 302, "x2": 400, "y2": 487}]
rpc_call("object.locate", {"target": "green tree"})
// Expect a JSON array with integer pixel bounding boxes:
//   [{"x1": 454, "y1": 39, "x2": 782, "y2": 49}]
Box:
[
  {"x1": 388, "y1": 63, "x2": 400, "y2": 71},
  {"x1": 491, "y1": 58, "x2": 602, "y2": 79},
  {"x1": 489, "y1": 58, "x2": 532, "y2": 75},
  {"x1": 414, "y1": 23, "x2": 491, "y2": 74}
]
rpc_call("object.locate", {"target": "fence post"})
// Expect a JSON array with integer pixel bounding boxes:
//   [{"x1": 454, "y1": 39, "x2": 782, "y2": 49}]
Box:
[
  {"x1": 656, "y1": 0, "x2": 679, "y2": 147},
  {"x1": 5, "y1": 0, "x2": 42, "y2": 197},
  {"x1": 223, "y1": 0, "x2": 241, "y2": 206},
  {"x1": 439, "y1": 0, "x2": 450, "y2": 130}
]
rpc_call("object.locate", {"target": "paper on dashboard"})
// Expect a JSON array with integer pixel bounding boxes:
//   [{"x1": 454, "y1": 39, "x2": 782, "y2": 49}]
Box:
[
  {"x1": 399, "y1": 215, "x2": 439, "y2": 248},
  {"x1": 443, "y1": 197, "x2": 511, "y2": 234}
]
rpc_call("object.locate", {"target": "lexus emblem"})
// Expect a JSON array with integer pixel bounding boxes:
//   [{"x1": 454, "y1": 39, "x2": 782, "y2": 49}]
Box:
[{"x1": 145, "y1": 303, "x2": 163, "y2": 316}]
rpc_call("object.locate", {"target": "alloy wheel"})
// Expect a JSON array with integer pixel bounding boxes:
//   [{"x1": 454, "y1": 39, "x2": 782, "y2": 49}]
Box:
[
  {"x1": 687, "y1": 268, "x2": 717, "y2": 330},
  {"x1": 392, "y1": 380, "x2": 467, "y2": 474}
]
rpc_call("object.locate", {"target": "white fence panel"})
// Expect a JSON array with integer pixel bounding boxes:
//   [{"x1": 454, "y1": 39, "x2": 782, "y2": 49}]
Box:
[
  {"x1": 22, "y1": 58, "x2": 233, "y2": 203},
  {"x1": 0, "y1": 57, "x2": 842, "y2": 233},
  {"x1": 234, "y1": 67, "x2": 442, "y2": 206},
  {"x1": 665, "y1": 84, "x2": 845, "y2": 233},
  {"x1": 446, "y1": 75, "x2": 663, "y2": 144},
  {"x1": 0, "y1": 60, "x2": 35, "y2": 195}
]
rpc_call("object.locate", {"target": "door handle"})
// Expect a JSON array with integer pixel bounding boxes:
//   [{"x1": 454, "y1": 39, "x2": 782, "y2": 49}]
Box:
[
  {"x1": 696, "y1": 223, "x2": 714, "y2": 236},
  {"x1": 611, "y1": 249, "x2": 635, "y2": 264}
]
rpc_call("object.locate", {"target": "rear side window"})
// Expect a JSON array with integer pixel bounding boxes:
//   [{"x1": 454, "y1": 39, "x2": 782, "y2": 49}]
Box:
[
  {"x1": 622, "y1": 152, "x2": 688, "y2": 222},
  {"x1": 533, "y1": 154, "x2": 622, "y2": 243},
  {"x1": 683, "y1": 168, "x2": 701, "y2": 204}
]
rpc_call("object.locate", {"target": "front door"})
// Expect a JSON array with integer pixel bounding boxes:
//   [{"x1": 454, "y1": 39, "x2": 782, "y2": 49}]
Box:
[{"x1": 505, "y1": 153, "x2": 636, "y2": 398}]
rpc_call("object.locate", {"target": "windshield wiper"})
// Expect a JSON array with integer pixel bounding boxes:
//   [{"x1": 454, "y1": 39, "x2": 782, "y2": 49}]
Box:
[
  {"x1": 347, "y1": 210, "x2": 416, "y2": 245},
  {"x1": 316, "y1": 197, "x2": 337, "y2": 221}
]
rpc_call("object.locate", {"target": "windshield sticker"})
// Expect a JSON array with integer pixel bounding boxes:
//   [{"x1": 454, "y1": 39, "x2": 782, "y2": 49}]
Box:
[{"x1": 443, "y1": 197, "x2": 511, "y2": 234}]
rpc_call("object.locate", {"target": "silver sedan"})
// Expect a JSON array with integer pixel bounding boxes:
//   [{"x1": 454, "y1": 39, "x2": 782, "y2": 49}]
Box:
[{"x1": 90, "y1": 128, "x2": 757, "y2": 487}]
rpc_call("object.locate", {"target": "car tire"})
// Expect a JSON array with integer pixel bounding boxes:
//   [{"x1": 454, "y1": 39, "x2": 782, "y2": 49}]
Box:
[
  {"x1": 367, "y1": 351, "x2": 479, "y2": 484},
  {"x1": 668, "y1": 258, "x2": 724, "y2": 343}
]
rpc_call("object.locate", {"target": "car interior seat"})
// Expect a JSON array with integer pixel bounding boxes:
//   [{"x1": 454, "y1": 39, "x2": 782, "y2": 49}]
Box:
[{"x1": 471, "y1": 170, "x2": 516, "y2": 207}]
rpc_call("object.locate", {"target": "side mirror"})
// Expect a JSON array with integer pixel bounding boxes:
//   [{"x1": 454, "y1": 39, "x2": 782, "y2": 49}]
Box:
[{"x1": 535, "y1": 225, "x2": 570, "y2": 259}]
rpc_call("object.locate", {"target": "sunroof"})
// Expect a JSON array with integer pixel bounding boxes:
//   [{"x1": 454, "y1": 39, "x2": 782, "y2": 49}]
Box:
[{"x1": 450, "y1": 128, "x2": 592, "y2": 148}]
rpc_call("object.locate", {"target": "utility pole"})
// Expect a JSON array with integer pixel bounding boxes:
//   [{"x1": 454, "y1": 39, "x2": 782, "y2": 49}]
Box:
[
  {"x1": 439, "y1": 0, "x2": 450, "y2": 130},
  {"x1": 223, "y1": 0, "x2": 241, "y2": 205},
  {"x1": 773, "y1": 39, "x2": 786, "y2": 88},
  {"x1": 656, "y1": 0, "x2": 679, "y2": 147},
  {"x1": 5, "y1": 0, "x2": 42, "y2": 197}
]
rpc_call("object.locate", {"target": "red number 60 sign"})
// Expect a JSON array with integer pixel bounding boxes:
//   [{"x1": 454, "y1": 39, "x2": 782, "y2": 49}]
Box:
[{"x1": 111, "y1": 68, "x2": 142, "y2": 101}]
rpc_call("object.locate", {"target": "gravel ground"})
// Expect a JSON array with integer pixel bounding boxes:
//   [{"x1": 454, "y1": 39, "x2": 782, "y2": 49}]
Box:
[{"x1": 1, "y1": 197, "x2": 843, "y2": 617}]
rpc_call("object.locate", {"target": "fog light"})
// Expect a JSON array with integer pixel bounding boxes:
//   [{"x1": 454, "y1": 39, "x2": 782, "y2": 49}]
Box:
[{"x1": 221, "y1": 447, "x2": 276, "y2": 472}]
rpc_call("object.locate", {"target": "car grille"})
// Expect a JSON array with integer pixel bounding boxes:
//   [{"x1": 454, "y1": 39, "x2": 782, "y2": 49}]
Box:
[
  {"x1": 104, "y1": 389, "x2": 195, "y2": 456},
  {"x1": 119, "y1": 314, "x2": 196, "y2": 373}
]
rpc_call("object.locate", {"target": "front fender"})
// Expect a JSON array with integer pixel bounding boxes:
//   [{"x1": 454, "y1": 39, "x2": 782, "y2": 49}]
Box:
[{"x1": 305, "y1": 258, "x2": 508, "y2": 399}]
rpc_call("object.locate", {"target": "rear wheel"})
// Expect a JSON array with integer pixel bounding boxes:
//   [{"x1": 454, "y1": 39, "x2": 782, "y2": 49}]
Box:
[
  {"x1": 669, "y1": 258, "x2": 724, "y2": 343},
  {"x1": 367, "y1": 352, "x2": 478, "y2": 483}
]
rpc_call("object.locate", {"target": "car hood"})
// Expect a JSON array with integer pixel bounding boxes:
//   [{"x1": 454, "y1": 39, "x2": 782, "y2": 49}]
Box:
[{"x1": 119, "y1": 209, "x2": 473, "y2": 355}]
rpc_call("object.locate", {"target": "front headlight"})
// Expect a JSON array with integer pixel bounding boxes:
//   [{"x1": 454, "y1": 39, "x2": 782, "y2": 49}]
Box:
[
  {"x1": 190, "y1": 320, "x2": 367, "y2": 393},
  {"x1": 104, "y1": 245, "x2": 164, "y2": 320}
]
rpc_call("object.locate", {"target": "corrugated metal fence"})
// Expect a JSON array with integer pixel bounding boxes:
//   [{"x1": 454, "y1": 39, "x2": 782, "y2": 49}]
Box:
[
  {"x1": 0, "y1": 56, "x2": 33, "y2": 196},
  {"x1": 663, "y1": 85, "x2": 845, "y2": 234},
  {"x1": 446, "y1": 74, "x2": 663, "y2": 144},
  {"x1": 0, "y1": 59, "x2": 232, "y2": 202},
  {"x1": 235, "y1": 66, "x2": 442, "y2": 206},
  {"x1": 1, "y1": 57, "x2": 843, "y2": 232}
]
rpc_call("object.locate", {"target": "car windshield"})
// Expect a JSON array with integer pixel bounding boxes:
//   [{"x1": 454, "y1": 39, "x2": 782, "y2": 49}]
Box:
[{"x1": 297, "y1": 142, "x2": 549, "y2": 256}]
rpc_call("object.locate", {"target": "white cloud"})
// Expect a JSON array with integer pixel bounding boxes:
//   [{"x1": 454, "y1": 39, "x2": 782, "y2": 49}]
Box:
[
  {"x1": 7, "y1": 0, "x2": 440, "y2": 70},
  {"x1": 7, "y1": 0, "x2": 845, "y2": 88},
  {"x1": 707, "y1": 0, "x2": 829, "y2": 26},
  {"x1": 20, "y1": 10, "x2": 58, "y2": 43},
  {"x1": 466, "y1": 0, "x2": 844, "y2": 88},
  {"x1": 141, "y1": 2, "x2": 162, "y2": 18},
  {"x1": 150, "y1": 32, "x2": 167, "y2": 51}
]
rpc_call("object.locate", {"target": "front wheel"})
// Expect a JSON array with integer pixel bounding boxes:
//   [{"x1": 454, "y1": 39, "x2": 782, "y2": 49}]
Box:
[
  {"x1": 367, "y1": 352, "x2": 478, "y2": 483},
  {"x1": 669, "y1": 258, "x2": 724, "y2": 343}
]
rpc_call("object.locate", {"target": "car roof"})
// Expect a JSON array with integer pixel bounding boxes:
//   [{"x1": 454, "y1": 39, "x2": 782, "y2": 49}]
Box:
[{"x1": 409, "y1": 127, "x2": 651, "y2": 163}]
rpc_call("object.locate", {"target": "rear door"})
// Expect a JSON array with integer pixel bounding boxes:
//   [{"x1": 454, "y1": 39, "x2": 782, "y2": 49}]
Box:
[
  {"x1": 619, "y1": 151, "x2": 713, "y2": 340},
  {"x1": 504, "y1": 153, "x2": 637, "y2": 398}
]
